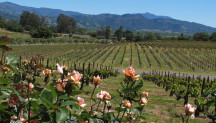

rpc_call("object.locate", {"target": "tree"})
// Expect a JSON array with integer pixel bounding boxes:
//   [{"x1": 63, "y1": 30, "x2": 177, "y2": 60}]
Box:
[
  {"x1": 57, "y1": 14, "x2": 76, "y2": 33},
  {"x1": 97, "y1": 26, "x2": 105, "y2": 36},
  {"x1": 115, "y1": 26, "x2": 123, "y2": 41},
  {"x1": 210, "y1": 32, "x2": 216, "y2": 41},
  {"x1": 76, "y1": 28, "x2": 86, "y2": 35},
  {"x1": 30, "y1": 27, "x2": 52, "y2": 38},
  {"x1": 144, "y1": 33, "x2": 156, "y2": 41},
  {"x1": 125, "y1": 30, "x2": 134, "y2": 41},
  {"x1": 19, "y1": 11, "x2": 43, "y2": 30},
  {"x1": 193, "y1": 32, "x2": 209, "y2": 41},
  {"x1": 105, "y1": 26, "x2": 111, "y2": 39}
]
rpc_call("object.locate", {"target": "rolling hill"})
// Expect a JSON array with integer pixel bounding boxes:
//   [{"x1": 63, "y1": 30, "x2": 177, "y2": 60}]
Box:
[{"x1": 0, "y1": 2, "x2": 216, "y2": 34}]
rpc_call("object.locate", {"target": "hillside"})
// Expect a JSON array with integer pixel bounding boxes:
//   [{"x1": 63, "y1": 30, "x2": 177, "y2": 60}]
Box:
[{"x1": 1, "y1": 2, "x2": 216, "y2": 33}]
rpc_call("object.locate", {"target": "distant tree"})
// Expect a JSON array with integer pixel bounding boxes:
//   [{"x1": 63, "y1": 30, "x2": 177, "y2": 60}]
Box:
[
  {"x1": 193, "y1": 32, "x2": 209, "y2": 41},
  {"x1": 76, "y1": 28, "x2": 86, "y2": 35},
  {"x1": 105, "y1": 26, "x2": 111, "y2": 39},
  {"x1": 210, "y1": 32, "x2": 216, "y2": 41},
  {"x1": 97, "y1": 26, "x2": 105, "y2": 36},
  {"x1": 57, "y1": 14, "x2": 76, "y2": 33},
  {"x1": 144, "y1": 33, "x2": 156, "y2": 41},
  {"x1": 19, "y1": 11, "x2": 43, "y2": 30},
  {"x1": 135, "y1": 35, "x2": 143, "y2": 42},
  {"x1": 88, "y1": 32, "x2": 97, "y2": 37},
  {"x1": 125, "y1": 30, "x2": 134, "y2": 41},
  {"x1": 30, "y1": 26, "x2": 52, "y2": 38},
  {"x1": 178, "y1": 33, "x2": 191, "y2": 40},
  {"x1": 115, "y1": 26, "x2": 123, "y2": 41}
]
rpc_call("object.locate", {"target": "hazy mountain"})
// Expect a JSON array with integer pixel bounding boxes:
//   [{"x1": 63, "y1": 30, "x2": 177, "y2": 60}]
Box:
[
  {"x1": 133, "y1": 12, "x2": 172, "y2": 19},
  {"x1": 1, "y1": 2, "x2": 216, "y2": 33}
]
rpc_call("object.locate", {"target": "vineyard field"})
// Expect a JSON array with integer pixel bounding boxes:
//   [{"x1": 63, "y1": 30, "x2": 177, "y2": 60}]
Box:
[{"x1": 7, "y1": 41, "x2": 216, "y2": 74}]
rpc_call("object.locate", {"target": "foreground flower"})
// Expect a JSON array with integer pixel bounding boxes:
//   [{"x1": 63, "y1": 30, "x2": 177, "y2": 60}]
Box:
[
  {"x1": 56, "y1": 63, "x2": 63, "y2": 74},
  {"x1": 29, "y1": 82, "x2": 34, "y2": 89},
  {"x1": 184, "y1": 104, "x2": 196, "y2": 115},
  {"x1": 140, "y1": 97, "x2": 148, "y2": 105},
  {"x1": 122, "y1": 66, "x2": 136, "y2": 77},
  {"x1": 43, "y1": 69, "x2": 51, "y2": 76},
  {"x1": 96, "y1": 90, "x2": 111, "y2": 100},
  {"x1": 11, "y1": 115, "x2": 17, "y2": 120},
  {"x1": 93, "y1": 75, "x2": 101, "y2": 84},
  {"x1": 77, "y1": 97, "x2": 86, "y2": 107},
  {"x1": 124, "y1": 100, "x2": 132, "y2": 108},
  {"x1": 19, "y1": 116, "x2": 26, "y2": 122},
  {"x1": 142, "y1": 92, "x2": 149, "y2": 97},
  {"x1": 56, "y1": 83, "x2": 63, "y2": 92},
  {"x1": 3, "y1": 66, "x2": 10, "y2": 71},
  {"x1": 132, "y1": 75, "x2": 140, "y2": 80},
  {"x1": 68, "y1": 70, "x2": 82, "y2": 82}
]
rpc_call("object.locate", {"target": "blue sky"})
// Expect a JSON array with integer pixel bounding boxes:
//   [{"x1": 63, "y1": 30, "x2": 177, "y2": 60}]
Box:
[{"x1": 1, "y1": 0, "x2": 216, "y2": 27}]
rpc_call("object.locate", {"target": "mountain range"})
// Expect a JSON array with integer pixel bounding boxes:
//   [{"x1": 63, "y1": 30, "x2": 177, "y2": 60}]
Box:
[{"x1": 0, "y1": 2, "x2": 216, "y2": 34}]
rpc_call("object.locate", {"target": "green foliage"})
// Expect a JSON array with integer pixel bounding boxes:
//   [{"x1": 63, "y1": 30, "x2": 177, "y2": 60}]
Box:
[
  {"x1": 19, "y1": 11, "x2": 45, "y2": 30},
  {"x1": 125, "y1": 30, "x2": 134, "y2": 41},
  {"x1": 57, "y1": 14, "x2": 76, "y2": 33},
  {"x1": 105, "y1": 26, "x2": 111, "y2": 39},
  {"x1": 116, "y1": 26, "x2": 123, "y2": 41},
  {"x1": 210, "y1": 32, "x2": 216, "y2": 41},
  {"x1": 30, "y1": 26, "x2": 52, "y2": 38},
  {"x1": 193, "y1": 32, "x2": 210, "y2": 41}
]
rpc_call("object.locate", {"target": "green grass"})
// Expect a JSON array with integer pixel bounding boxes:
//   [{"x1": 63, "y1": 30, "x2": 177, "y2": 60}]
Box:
[
  {"x1": 0, "y1": 28, "x2": 31, "y2": 38},
  {"x1": 75, "y1": 75, "x2": 210, "y2": 123}
]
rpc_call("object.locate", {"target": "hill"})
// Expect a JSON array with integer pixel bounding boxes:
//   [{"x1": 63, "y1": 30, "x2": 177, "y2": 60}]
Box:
[{"x1": 0, "y1": 2, "x2": 216, "y2": 34}]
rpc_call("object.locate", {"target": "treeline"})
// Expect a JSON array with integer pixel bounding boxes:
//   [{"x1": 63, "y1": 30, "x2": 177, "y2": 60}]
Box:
[
  {"x1": 0, "y1": 11, "x2": 78, "y2": 38},
  {"x1": 1, "y1": 11, "x2": 216, "y2": 42},
  {"x1": 91, "y1": 26, "x2": 216, "y2": 42}
]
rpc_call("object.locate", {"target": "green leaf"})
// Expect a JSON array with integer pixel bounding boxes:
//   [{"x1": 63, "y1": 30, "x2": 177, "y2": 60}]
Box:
[
  {"x1": 72, "y1": 104, "x2": 80, "y2": 111},
  {"x1": 56, "y1": 108, "x2": 69, "y2": 123},
  {"x1": 40, "y1": 88, "x2": 53, "y2": 103},
  {"x1": 5, "y1": 64, "x2": 19, "y2": 74},
  {"x1": 0, "y1": 77, "x2": 10, "y2": 84},
  {"x1": 115, "y1": 107, "x2": 125, "y2": 112},
  {"x1": 40, "y1": 88, "x2": 54, "y2": 109},
  {"x1": 89, "y1": 118, "x2": 104, "y2": 123},
  {"x1": 59, "y1": 94, "x2": 69, "y2": 100},
  {"x1": 47, "y1": 85, "x2": 57, "y2": 99},
  {"x1": 0, "y1": 45, "x2": 11, "y2": 51},
  {"x1": 60, "y1": 100, "x2": 77, "y2": 107},
  {"x1": 0, "y1": 105, "x2": 8, "y2": 110},
  {"x1": 13, "y1": 89, "x2": 25, "y2": 102},
  {"x1": 71, "y1": 90, "x2": 82, "y2": 96},
  {"x1": 132, "y1": 80, "x2": 143, "y2": 91},
  {"x1": 6, "y1": 56, "x2": 19, "y2": 64},
  {"x1": 91, "y1": 98, "x2": 97, "y2": 103},
  {"x1": 130, "y1": 108, "x2": 140, "y2": 115},
  {"x1": 139, "y1": 116, "x2": 146, "y2": 120},
  {"x1": 206, "y1": 100, "x2": 215, "y2": 107}
]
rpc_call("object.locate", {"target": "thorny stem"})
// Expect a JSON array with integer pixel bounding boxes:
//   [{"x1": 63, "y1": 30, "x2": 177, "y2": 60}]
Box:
[
  {"x1": 117, "y1": 100, "x2": 123, "y2": 118},
  {"x1": 103, "y1": 101, "x2": 107, "y2": 116},
  {"x1": 186, "y1": 115, "x2": 190, "y2": 123},
  {"x1": 90, "y1": 84, "x2": 97, "y2": 106},
  {"x1": 120, "y1": 108, "x2": 126, "y2": 121},
  {"x1": 96, "y1": 100, "x2": 102, "y2": 111},
  {"x1": 140, "y1": 105, "x2": 145, "y2": 116}
]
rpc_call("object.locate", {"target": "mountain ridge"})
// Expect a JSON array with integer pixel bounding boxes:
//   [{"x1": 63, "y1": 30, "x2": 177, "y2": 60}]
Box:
[{"x1": 0, "y1": 2, "x2": 216, "y2": 34}]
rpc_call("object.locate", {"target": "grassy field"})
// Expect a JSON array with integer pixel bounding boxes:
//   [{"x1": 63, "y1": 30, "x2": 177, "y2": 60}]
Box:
[
  {"x1": 0, "y1": 28, "x2": 31, "y2": 38},
  {"x1": 77, "y1": 75, "x2": 210, "y2": 123}
]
